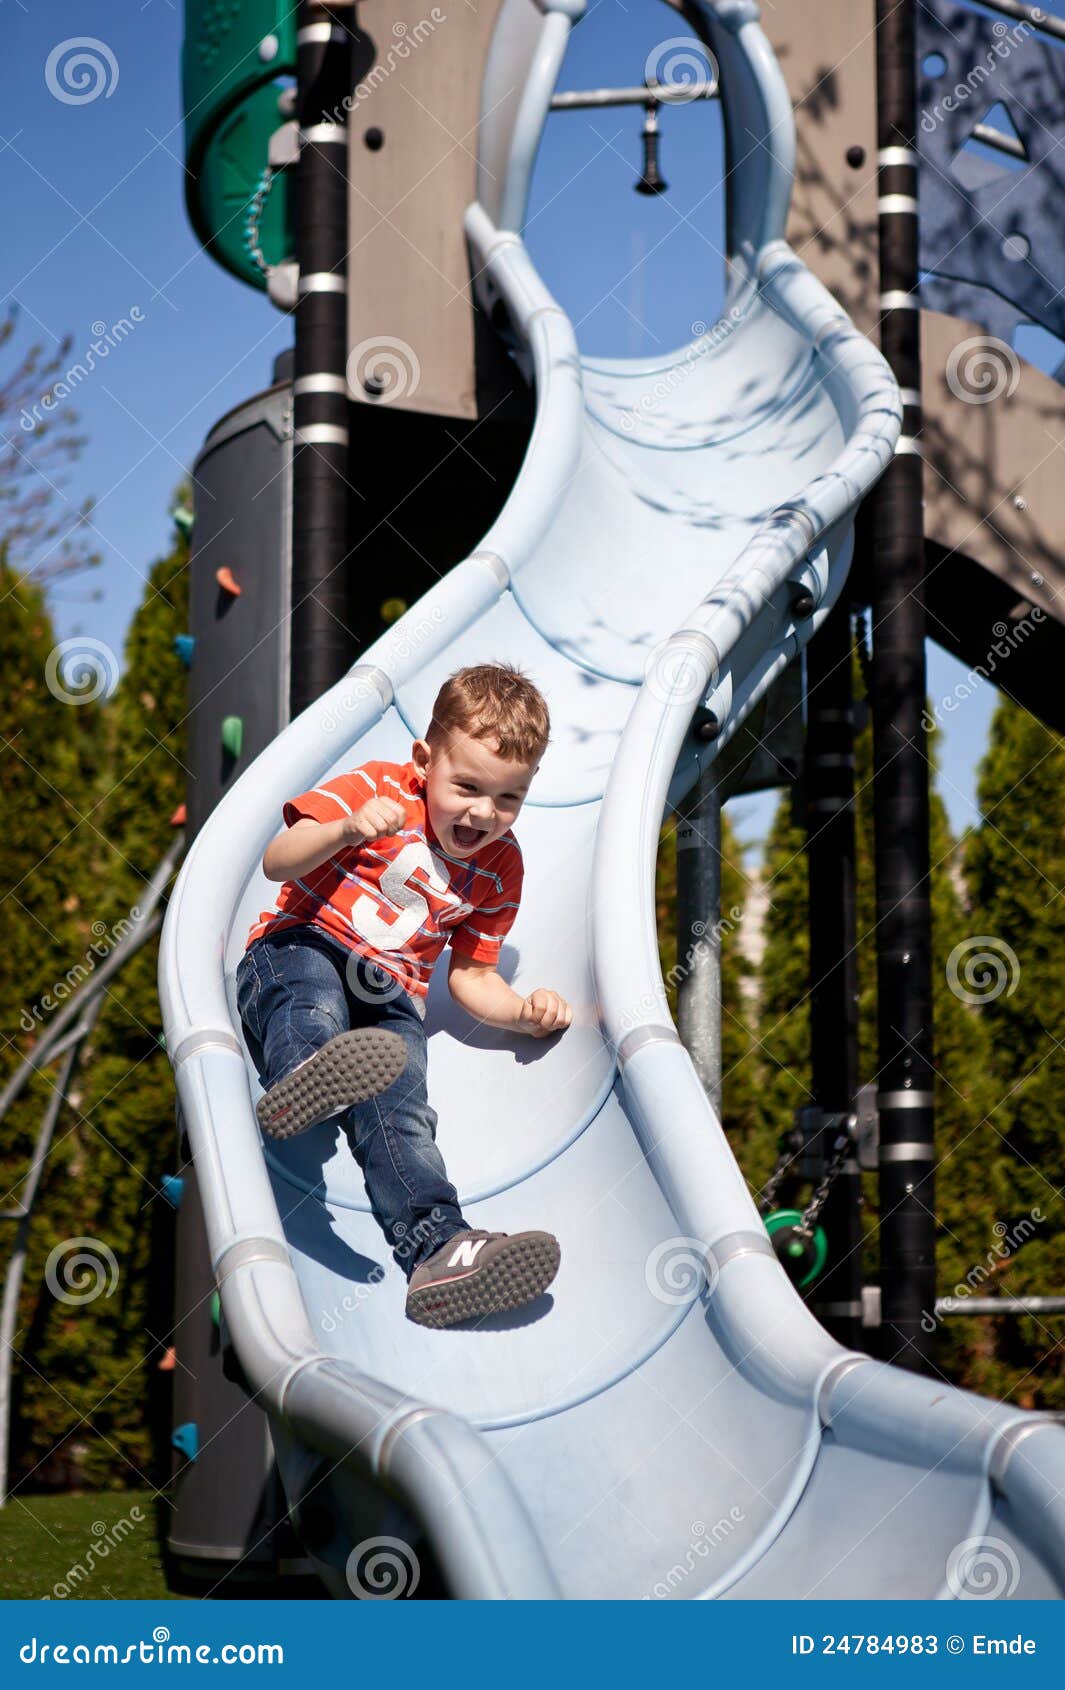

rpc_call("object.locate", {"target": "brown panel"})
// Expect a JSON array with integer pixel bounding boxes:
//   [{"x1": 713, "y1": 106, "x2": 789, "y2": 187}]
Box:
[
  {"x1": 346, "y1": 0, "x2": 511, "y2": 421},
  {"x1": 759, "y1": 0, "x2": 881, "y2": 337},
  {"x1": 920, "y1": 309, "x2": 1065, "y2": 629}
]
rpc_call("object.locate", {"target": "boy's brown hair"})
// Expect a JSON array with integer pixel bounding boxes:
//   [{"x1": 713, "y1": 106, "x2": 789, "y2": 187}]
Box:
[{"x1": 426, "y1": 662, "x2": 550, "y2": 766}]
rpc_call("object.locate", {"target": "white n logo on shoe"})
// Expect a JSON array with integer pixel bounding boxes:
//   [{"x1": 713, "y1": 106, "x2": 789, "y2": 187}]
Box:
[{"x1": 447, "y1": 1237, "x2": 487, "y2": 1269}]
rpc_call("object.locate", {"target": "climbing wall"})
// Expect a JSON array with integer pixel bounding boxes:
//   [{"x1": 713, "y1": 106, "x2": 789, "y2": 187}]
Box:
[
  {"x1": 184, "y1": 353, "x2": 294, "y2": 837},
  {"x1": 168, "y1": 350, "x2": 300, "y2": 1586}
]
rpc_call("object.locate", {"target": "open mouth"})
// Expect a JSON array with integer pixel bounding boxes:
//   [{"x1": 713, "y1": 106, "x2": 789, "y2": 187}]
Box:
[{"x1": 452, "y1": 824, "x2": 485, "y2": 848}]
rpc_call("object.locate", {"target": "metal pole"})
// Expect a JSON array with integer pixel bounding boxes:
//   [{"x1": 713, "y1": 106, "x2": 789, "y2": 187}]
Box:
[
  {"x1": 290, "y1": 0, "x2": 357, "y2": 717},
  {"x1": 676, "y1": 765, "x2": 723, "y2": 1117},
  {"x1": 804, "y1": 606, "x2": 864, "y2": 1350},
  {"x1": 872, "y1": 0, "x2": 937, "y2": 1373},
  {"x1": 0, "y1": 997, "x2": 103, "y2": 1506},
  {"x1": 936, "y1": 1297, "x2": 1065, "y2": 1316},
  {"x1": 0, "y1": 835, "x2": 179, "y2": 1131}
]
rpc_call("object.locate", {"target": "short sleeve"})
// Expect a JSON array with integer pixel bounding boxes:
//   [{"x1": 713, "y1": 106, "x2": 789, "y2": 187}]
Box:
[
  {"x1": 281, "y1": 767, "x2": 377, "y2": 828},
  {"x1": 448, "y1": 839, "x2": 524, "y2": 965}
]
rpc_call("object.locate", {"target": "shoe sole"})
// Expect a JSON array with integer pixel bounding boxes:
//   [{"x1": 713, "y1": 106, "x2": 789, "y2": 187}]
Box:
[
  {"x1": 405, "y1": 1234, "x2": 561, "y2": 1329},
  {"x1": 256, "y1": 1028, "x2": 408, "y2": 1141}
]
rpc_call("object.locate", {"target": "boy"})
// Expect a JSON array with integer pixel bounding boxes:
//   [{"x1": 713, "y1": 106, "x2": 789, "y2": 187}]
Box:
[{"x1": 235, "y1": 661, "x2": 572, "y2": 1329}]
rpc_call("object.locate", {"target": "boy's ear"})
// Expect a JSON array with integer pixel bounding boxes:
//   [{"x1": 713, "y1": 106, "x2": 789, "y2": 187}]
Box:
[{"x1": 411, "y1": 737, "x2": 431, "y2": 773}]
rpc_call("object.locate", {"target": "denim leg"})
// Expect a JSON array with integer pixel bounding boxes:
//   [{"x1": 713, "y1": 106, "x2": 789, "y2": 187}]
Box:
[
  {"x1": 235, "y1": 931, "x2": 349, "y2": 1090},
  {"x1": 340, "y1": 952, "x2": 468, "y2": 1279},
  {"x1": 236, "y1": 932, "x2": 468, "y2": 1279}
]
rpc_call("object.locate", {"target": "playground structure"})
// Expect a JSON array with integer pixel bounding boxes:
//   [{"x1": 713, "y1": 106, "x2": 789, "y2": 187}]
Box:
[{"x1": 147, "y1": 0, "x2": 1065, "y2": 1596}]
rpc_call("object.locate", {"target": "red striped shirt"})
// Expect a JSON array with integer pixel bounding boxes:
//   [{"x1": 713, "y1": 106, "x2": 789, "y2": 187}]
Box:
[{"x1": 246, "y1": 759, "x2": 524, "y2": 1011}]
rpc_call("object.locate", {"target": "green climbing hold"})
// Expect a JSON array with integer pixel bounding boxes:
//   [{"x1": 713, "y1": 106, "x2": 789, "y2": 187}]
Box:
[
  {"x1": 172, "y1": 506, "x2": 194, "y2": 538},
  {"x1": 210, "y1": 1291, "x2": 220, "y2": 1327},
  {"x1": 221, "y1": 715, "x2": 244, "y2": 759}
]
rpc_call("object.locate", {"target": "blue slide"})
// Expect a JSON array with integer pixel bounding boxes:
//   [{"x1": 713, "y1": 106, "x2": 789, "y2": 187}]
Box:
[{"x1": 159, "y1": 0, "x2": 1065, "y2": 1598}]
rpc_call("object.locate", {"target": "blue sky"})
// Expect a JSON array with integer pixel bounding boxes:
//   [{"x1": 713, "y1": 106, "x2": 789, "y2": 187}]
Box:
[{"x1": 3, "y1": 0, "x2": 1057, "y2": 852}]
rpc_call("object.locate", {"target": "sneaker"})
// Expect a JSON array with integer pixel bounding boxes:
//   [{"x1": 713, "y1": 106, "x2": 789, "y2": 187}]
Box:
[
  {"x1": 405, "y1": 1228, "x2": 561, "y2": 1328},
  {"x1": 255, "y1": 1028, "x2": 408, "y2": 1141}
]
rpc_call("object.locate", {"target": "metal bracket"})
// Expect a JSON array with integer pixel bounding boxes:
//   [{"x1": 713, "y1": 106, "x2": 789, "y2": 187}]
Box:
[
  {"x1": 793, "y1": 1104, "x2": 855, "y2": 1180},
  {"x1": 267, "y1": 261, "x2": 299, "y2": 312},
  {"x1": 268, "y1": 120, "x2": 300, "y2": 170},
  {"x1": 855, "y1": 1081, "x2": 879, "y2": 1170}
]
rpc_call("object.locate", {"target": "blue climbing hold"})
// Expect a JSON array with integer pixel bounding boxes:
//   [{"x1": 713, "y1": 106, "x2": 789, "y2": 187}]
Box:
[
  {"x1": 171, "y1": 1421, "x2": 198, "y2": 1462},
  {"x1": 160, "y1": 1174, "x2": 184, "y2": 1209},
  {"x1": 173, "y1": 634, "x2": 195, "y2": 668}
]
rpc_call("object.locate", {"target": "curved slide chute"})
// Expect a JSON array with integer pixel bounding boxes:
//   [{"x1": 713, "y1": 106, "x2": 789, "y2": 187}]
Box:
[{"x1": 159, "y1": 0, "x2": 1065, "y2": 1598}]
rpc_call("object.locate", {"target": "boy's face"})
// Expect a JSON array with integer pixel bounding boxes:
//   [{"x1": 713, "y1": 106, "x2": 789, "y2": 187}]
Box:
[{"x1": 411, "y1": 725, "x2": 538, "y2": 857}]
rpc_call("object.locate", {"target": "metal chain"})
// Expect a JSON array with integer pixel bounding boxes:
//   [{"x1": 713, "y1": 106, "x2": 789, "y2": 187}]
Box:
[
  {"x1": 758, "y1": 1128, "x2": 803, "y2": 1214},
  {"x1": 796, "y1": 1131, "x2": 852, "y2": 1237},
  {"x1": 244, "y1": 166, "x2": 275, "y2": 276}
]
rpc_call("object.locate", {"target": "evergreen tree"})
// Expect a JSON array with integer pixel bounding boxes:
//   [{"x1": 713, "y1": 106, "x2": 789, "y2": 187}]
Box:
[
  {"x1": 655, "y1": 802, "x2": 759, "y2": 1137},
  {"x1": 747, "y1": 641, "x2": 1014, "y2": 1397},
  {"x1": 960, "y1": 696, "x2": 1065, "y2": 1410},
  {"x1": 8, "y1": 494, "x2": 189, "y2": 1491}
]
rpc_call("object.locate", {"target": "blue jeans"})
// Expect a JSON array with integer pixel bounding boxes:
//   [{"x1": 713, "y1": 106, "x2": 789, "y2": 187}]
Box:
[{"x1": 235, "y1": 927, "x2": 469, "y2": 1278}]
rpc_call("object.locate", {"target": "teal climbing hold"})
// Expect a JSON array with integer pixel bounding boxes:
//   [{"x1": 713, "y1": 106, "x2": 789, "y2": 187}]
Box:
[
  {"x1": 210, "y1": 1290, "x2": 220, "y2": 1327},
  {"x1": 173, "y1": 634, "x2": 195, "y2": 668},
  {"x1": 171, "y1": 1421, "x2": 198, "y2": 1461},
  {"x1": 157, "y1": 1032, "x2": 167, "y2": 1051},
  {"x1": 221, "y1": 715, "x2": 244, "y2": 759},
  {"x1": 160, "y1": 1174, "x2": 184, "y2": 1209},
  {"x1": 172, "y1": 506, "x2": 194, "y2": 538}
]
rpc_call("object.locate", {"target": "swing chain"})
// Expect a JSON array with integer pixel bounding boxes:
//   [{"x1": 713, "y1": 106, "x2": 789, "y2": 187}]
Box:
[
  {"x1": 795, "y1": 1120, "x2": 856, "y2": 1238},
  {"x1": 758, "y1": 1125, "x2": 804, "y2": 1215}
]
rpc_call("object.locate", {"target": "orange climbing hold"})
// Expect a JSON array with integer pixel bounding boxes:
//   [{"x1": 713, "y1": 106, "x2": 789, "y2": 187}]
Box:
[
  {"x1": 158, "y1": 1346, "x2": 177, "y2": 1372},
  {"x1": 215, "y1": 565, "x2": 242, "y2": 597},
  {"x1": 170, "y1": 802, "x2": 187, "y2": 827}
]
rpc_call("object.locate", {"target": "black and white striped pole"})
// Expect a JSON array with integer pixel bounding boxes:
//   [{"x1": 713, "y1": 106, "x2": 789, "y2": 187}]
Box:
[
  {"x1": 871, "y1": 0, "x2": 937, "y2": 1373},
  {"x1": 290, "y1": 0, "x2": 357, "y2": 717}
]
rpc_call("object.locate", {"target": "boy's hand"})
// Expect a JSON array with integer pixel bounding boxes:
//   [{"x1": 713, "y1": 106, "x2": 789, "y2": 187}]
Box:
[
  {"x1": 344, "y1": 796, "x2": 407, "y2": 846},
  {"x1": 517, "y1": 988, "x2": 572, "y2": 1038}
]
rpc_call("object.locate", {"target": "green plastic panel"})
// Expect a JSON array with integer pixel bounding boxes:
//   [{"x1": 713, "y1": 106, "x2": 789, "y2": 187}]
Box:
[{"x1": 183, "y1": 0, "x2": 296, "y2": 289}]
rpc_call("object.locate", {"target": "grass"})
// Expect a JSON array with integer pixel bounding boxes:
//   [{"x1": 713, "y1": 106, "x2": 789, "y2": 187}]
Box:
[
  {"x1": 0, "y1": 1491, "x2": 326, "y2": 1600},
  {"x1": 0, "y1": 1490, "x2": 185, "y2": 1600}
]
